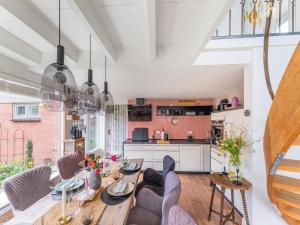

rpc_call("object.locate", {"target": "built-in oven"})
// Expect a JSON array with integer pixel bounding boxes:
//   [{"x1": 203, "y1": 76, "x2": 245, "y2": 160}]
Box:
[{"x1": 211, "y1": 120, "x2": 224, "y2": 144}]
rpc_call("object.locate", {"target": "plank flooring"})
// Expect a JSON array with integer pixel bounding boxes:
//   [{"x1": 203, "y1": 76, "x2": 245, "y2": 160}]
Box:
[{"x1": 178, "y1": 174, "x2": 242, "y2": 225}]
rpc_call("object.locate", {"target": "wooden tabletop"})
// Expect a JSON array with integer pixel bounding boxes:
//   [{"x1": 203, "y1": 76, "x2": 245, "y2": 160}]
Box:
[
  {"x1": 208, "y1": 173, "x2": 252, "y2": 190},
  {"x1": 5, "y1": 158, "x2": 144, "y2": 225}
]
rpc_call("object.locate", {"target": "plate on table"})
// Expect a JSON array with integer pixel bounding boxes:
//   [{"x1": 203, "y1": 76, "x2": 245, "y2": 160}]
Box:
[
  {"x1": 120, "y1": 161, "x2": 141, "y2": 172},
  {"x1": 106, "y1": 181, "x2": 134, "y2": 197},
  {"x1": 54, "y1": 178, "x2": 84, "y2": 192}
]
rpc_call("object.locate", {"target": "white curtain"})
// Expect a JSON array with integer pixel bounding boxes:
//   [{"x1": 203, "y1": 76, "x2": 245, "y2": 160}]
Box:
[{"x1": 105, "y1": 105, "x2": 128, "y2": 154}]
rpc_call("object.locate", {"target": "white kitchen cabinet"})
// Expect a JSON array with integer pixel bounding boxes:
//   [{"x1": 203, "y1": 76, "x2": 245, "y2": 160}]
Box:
[
  {"x1": 180, "y1": 145, "x2": 201, "y2": 171},
  {"x1": 124, "y1": 143, "x2": 211, "y2": 172}
]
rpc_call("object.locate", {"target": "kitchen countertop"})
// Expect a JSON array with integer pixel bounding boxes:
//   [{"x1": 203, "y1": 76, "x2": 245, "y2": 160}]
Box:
[{"x1": 124, "y1": 139, "x2": 211, "y2": 145}]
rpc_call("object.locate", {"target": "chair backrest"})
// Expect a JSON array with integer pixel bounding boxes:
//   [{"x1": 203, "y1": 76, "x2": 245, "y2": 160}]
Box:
[
  {"x1": 161, "y1": 171, "x2": 181, "y2": 225},
  {"x1": 3, "y1": 165, "x2": 51, "y2": 211},
  {"x1": 169, "y1": 205, "x2": 198, "y2": 225},
  {"x1": 57, "y1": 152, "x2": 83, "y2": 180},
  {"x1": 162, "y1": 155, "x2": 175, "y2": 180}
]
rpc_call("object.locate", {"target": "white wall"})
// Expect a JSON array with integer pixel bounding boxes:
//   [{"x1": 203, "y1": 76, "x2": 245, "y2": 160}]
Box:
[{"x1": 250, "y1": 44, "x2": 296, "y2": 225}]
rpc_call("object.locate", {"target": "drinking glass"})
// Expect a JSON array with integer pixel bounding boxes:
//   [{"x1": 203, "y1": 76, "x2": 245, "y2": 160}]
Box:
[
  {"x1": 112, "y1": 165, "x2": 120, "y2": 181},
  {"x1": 80, "y1": 205, "x2": 94, "y2": 225}
]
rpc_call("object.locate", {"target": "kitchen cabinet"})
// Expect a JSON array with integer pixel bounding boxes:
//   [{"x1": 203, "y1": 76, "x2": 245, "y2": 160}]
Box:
[{"x1": 124, "y1": 142, "x2": 210, "y2": 172}]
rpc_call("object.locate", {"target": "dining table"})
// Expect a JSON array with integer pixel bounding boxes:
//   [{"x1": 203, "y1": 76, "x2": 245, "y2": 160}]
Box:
[{"x1": 5, "y1": 158, "x2": 144, "y2": 225}]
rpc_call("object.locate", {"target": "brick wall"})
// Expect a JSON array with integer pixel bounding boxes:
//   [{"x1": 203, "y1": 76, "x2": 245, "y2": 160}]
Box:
[{"x1": 0, "y1": 103, "x2": 61, "y2": 165}]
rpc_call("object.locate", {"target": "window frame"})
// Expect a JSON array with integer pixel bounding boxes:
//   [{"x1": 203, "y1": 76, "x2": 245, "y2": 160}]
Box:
[
  {"x1": 85, "y1": 114, "x2": 105, "y2": 153},
  {"x1": 12, "y1": 103, "x2": 41, "y2": 121}
]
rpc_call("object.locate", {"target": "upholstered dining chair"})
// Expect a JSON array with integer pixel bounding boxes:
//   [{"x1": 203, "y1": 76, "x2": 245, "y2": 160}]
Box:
[
  {"x1": 57, "y1": 151, "x2": 84, "y2": 180},
  {"x1": 135, "y1": 155, "x2": 175, "y2": 197},
  {"x1": 126, "y1": 171, "x2": 181, "y2": 225},
  {"x1": 3, "y1": 165, "x2": 52, "y2": 211},
  {"x1": 169, "y1": 205, "x2": 198, "y2": 225}
]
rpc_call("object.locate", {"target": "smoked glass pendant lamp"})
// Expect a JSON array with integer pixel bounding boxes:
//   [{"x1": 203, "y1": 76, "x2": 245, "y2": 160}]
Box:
[
  {"x1": 40, "y1": 0, "x2": 77, "y2": 112},
  {"x1": 79, "y1": 35, "x2": 101, "y2": 114},
  {"x1": 100, "y1": 56, "x2": 114, "y2": 115}
]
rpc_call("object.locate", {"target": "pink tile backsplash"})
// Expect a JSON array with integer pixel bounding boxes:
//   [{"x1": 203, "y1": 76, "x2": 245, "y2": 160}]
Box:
[{"x1": 128, "y1": 99, "x2": 212, "y2": 140}]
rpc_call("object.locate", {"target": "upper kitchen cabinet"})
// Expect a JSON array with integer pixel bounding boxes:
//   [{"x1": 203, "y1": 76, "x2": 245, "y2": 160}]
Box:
[{"x1": 156, "y1": 105, "x2": 213, "y2": 116}]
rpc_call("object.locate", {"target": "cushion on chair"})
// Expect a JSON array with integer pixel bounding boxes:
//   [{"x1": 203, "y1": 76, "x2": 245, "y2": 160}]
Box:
[
  {"x1": 169, "y1": 205, "x2": 198, "y2": 225},
  {"x1": 3, "y1": 165, "x2": 51, "y2": 211},
  {"x1": 57, "y1": 152, "x2": 83, "y2": 180},
  {"x1": 126, "y1": 206, "x2": 161, "y2": 225}
]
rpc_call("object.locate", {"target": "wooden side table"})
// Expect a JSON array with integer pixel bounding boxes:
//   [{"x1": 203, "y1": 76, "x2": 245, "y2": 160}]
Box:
[{"x1": 208, "y1": 173, "x2": 252, "y2": 225}]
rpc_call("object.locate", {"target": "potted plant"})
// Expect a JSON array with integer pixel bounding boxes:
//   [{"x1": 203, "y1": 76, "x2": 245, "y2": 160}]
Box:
[
  {"x1": 85, "y1": 154, "x2": 101, "y2": 190},
  {"x1": 218, "y1": 124, "x2": 247, "y2": 185},
  {"x1": 25, "y1": 139, "x2": 34, "y2": 168}
]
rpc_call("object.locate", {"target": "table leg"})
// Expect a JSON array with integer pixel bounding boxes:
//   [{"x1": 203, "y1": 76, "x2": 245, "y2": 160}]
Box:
[
  {"x1": 219, "y1": 187, "x2": 225, "y2": 225},
  {"x1": 208, "y1": 183, "x2": 216, "y2": 221},
  {"x1": 241, "y1": 190, "x2": 250, "y2": 225},
  {"x1": 231, "y1": 189, "x2": 235, "y2": 222}
]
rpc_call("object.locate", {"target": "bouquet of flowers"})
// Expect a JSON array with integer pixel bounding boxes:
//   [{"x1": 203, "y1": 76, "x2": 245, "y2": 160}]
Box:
[
  {"x1": 85, "y1": 154, "x2": 101, "y2": 175},
  {"x1": 218, "y1": 124, "x2": 247, "y2": 168}
]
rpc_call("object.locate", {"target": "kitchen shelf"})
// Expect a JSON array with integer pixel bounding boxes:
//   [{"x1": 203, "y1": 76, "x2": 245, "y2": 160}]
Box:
[
  {"x1": 156, "y1": 105, "x2": 213, "y2": 116},
  {"x1": 212, "y1": 106, "x2": 244, "y2": 113}
]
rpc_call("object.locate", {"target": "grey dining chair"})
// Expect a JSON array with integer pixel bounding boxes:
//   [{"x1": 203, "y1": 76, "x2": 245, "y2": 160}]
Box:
[
  {"x1": 169, "y1": 205, "x2": 198, "y2": 225},
  {"x1": 3, "y1": 165, "x2": 52, "y2": 211},
  {"x1": 126, "y1": 171, "x2": 181, "y2": 225},
  {"x1": 135, "y1": 155, "x2": 176, "y2": 197},
  {"x1": 57, "y1": 151, "x2": 84, "y2": 180}
]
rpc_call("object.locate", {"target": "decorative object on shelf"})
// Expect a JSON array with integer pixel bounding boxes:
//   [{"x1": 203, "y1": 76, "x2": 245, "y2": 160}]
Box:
[
  {"x1": 231, "y1": 96, "x2": 239, "y2": 108},
  {"x1": 79, "y1": 35, "x2": 101, "y2": 115},
  {"x1": 85, "y1": 154, "x2": 102, "y2": 190},
  {"x1": 170, "y1": 116, "x2": 180, "y2": 126},
  {"x1": 161, "y1": 128, "x2": 165, "y2": 140},
  {"x1": 100, "y1": 56, "x2": 114, "y2": 115},
  {"x1": 218, "y1": 123, "x2": 248, "y2": 185},
  {"x1": 187, "y1": 131, "x2": 193, "y2": 140},
  {"x1": 40, "y1": 0, "x2": 77, "y2": 112}
]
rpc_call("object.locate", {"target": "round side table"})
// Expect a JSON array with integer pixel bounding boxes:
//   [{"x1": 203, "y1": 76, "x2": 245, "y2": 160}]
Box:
[{"x1": 208, "y1": 173, "x2": 252, "y2": 225}]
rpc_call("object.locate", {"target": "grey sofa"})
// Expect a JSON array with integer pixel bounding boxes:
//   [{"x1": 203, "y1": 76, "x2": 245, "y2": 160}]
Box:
[
  {"x1": 169, "y1": 205, "x2": 198, "y2": 225},
  {"x1": 3, "y1": 165, "x2": 52, "y2": 211},
  {"x1": 135, "y1": 155, "x2": 175, "y2": 197},
  {"x1": 57, "y1": 151, "x2": 83, "y2": 180},
  {"x1": 127, "y1": 171, "x2": 181, "y2": 225}
]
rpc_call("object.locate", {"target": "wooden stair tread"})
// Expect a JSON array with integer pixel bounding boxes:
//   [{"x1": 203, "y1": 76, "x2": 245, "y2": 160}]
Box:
[
  {"x1": 281, "y1": 205, "x2": 300, "y2": 221},
  {"x1": 275, "y1": 189, "x2": 300, "y2": 209},
  {"x1": 273, "y1": 175, "x2": 300, "y2": 192},
  {"x1": 278, "y1": 159, "x2": 300, "y2": 172},
  {"x1": 293, "y1": 136, "x2": 300, "y2": 146}
]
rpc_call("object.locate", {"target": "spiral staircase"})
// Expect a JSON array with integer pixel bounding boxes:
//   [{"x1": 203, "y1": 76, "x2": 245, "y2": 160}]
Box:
[{"x1": 264, "y1": 42, "x2": 300, "y2": 225}]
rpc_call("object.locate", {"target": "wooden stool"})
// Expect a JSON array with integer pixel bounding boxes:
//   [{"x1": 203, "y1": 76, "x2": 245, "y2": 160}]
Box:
[{"x1": 208, "y1": 173, "x2": 252, "y2": 225}]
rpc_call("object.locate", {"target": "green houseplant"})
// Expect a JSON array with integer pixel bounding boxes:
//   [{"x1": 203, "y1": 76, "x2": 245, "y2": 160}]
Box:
[
  {"x1": 25, "y1": 139, "x2": 34, "y2": 168},
  {"x1": 218, "y1": 124, "x2": 247, "y2": 184}
]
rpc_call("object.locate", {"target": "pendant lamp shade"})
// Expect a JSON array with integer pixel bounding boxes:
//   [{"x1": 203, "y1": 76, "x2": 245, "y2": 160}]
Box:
[
  {"x1": 40, "y1": 0, "x2": 77, "y2": 112},
  {"x1": 79, "y1": 35, "x2": 100, "y2": 114},
  {"x1": 100, "y1": 56, "x2": 114, "y2": 115}
]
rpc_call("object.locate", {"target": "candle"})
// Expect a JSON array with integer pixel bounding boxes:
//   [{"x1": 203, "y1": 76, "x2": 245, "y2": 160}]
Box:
[
  {"x1": 85, "y1": 177, "x2": 88, "y2": 194},
  {"x1": 62, "y1": 185, "x2": 67, "y2": 218}
]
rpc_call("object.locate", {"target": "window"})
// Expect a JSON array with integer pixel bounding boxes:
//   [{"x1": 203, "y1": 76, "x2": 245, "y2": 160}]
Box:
[
  {"x1": 13, "y1": 103, "x2": 40, "y2": 121},
  {"x1": 85, "y1": 114, "x2": 105, "y2": 152}
]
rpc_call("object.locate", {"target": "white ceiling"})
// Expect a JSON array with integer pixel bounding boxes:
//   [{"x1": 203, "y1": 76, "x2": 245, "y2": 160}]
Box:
[{"x1": 0, "y1": 0, "x2": 240, "y2": 102}]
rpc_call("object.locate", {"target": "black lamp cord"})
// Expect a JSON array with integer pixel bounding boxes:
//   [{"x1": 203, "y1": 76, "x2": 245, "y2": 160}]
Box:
[
  {"x1": 104, "y1": 56, "x2": 107, "y2": 82},
  {"x1": 89, "y1": 34, "x2": 92, "y2": 69},
  {"x1": 58, "y1": 0, "x2": 61, "y2": 45}
]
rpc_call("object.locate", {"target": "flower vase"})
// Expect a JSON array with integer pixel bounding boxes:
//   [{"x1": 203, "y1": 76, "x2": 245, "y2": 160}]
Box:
[
  {"x1": 228, "y1": 164, "x2": 242, "y2": 185},
  {"x1": 89, "y1": 169, "x2": 101, "y2": 190}
]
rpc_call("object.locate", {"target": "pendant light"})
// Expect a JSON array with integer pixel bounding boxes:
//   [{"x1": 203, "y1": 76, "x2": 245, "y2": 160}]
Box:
[
  {"x1": 100, "y1": 56, "x2": 114, "y2": 115},
  {"x1": 40, "y1": 0, "x2": 77, "y2": 112},
  {"x1": 79, "y1": 35, "x2": 100, "y2": 114}
]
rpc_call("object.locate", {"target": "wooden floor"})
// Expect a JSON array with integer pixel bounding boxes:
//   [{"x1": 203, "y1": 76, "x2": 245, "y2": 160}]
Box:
[{"x1": 178, "y1": 174, "x2": 242, "y2": 225}]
